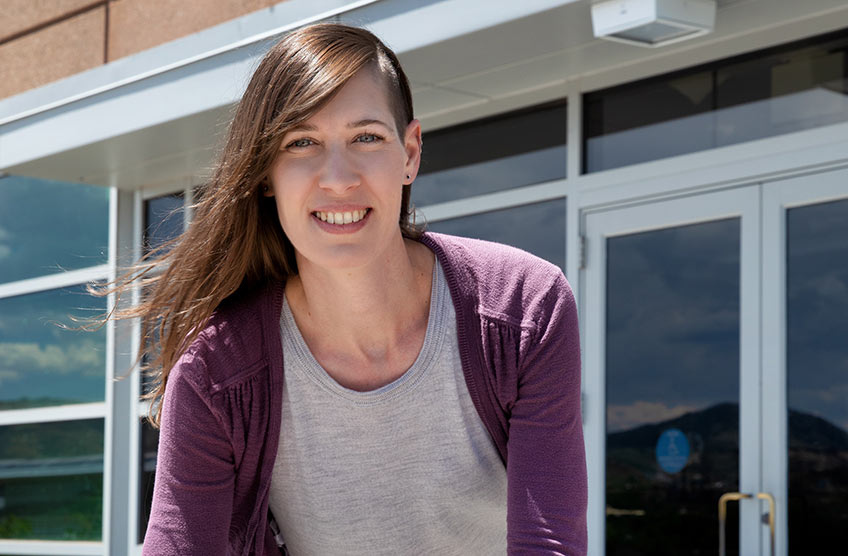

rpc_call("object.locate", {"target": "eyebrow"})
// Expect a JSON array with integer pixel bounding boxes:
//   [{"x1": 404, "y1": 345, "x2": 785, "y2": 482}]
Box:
[
  {"x1": 286, "y1": 119, "x2": 392, "y2": 133},
  {"x1": 347, "y1": 118, "x2": 392, "y2": 129}
]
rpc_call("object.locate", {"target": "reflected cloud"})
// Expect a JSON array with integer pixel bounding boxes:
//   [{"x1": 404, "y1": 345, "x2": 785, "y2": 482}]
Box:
[
  {"x1": 607, "y1": 401, "x2": 703, "y2": 432},
  {"x1": 0, "y1": 340, "x2": 102, "y2": 379}
]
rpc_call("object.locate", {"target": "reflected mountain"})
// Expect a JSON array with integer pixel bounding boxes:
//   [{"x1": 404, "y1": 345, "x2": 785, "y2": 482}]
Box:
[{"x1": 605, "y1": 402, "x2": 848, "y2": 556}]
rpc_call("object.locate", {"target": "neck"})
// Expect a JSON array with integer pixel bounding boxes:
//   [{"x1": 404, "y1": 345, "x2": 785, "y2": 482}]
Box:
[{"x1": 284, "y1": 235, "x2": 434, "y2": 377}]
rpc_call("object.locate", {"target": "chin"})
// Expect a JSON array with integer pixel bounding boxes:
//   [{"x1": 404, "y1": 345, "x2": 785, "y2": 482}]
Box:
[{"x1": 297, "y1": 243, "x2": 381, "y2": 271}]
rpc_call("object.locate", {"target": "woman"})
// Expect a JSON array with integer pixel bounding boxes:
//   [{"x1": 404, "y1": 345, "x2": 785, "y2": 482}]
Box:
[{"x1": 131, "y1": 23, "x2": 586, "y2": 555}]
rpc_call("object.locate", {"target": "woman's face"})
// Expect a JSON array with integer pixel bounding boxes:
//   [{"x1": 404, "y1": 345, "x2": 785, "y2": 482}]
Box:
[{"x1": 267, "y1": 67, "x2": 421, "y2": 272}]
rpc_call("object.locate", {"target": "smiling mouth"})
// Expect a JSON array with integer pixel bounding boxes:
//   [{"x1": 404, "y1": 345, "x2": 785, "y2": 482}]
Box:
[{"x1": 312, "y1": 209, "x2": 370, "y2": 225}]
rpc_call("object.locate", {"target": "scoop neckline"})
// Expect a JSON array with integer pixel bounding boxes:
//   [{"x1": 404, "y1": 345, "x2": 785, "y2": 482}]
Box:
[{"x1": 279, "y1": 261, "x2": 447, "y2": 405}]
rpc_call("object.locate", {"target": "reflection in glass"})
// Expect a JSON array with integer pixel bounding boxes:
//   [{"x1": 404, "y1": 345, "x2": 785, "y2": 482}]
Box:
[
  {"x1": 144, "y1": 193, "x2": 184, "y2": 254},
  {"x1": 606, "y1": 218, "x2": 740, "y2": 555},
  {"x1": 787, "y1": 199, "x2": 848, "y2": 553},
  {"x1": 138, "y1": 418, "x2": 159, "y2": 544},
  {"x1": 426, "y1": 199, "x2": 565, "y2": 271},
  {"x1": 0, "y1": 285, "x2": 106, "y2": 409},
  {"x1": 0, "y1": 175, "x2": 108, "y2": 284},
  {"x1": 413, "y1": 103, "x2": 566, "y2": 206},
  {"x1": 585, "y1": 31, "x2": 848, "y2": 172},
  {"x1": 0, "y1": 419, "x2": 103, "y2": 540}
]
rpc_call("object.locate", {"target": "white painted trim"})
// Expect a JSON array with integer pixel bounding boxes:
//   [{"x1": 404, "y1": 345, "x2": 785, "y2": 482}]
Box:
[
  {"x1": 184, "y1": 186, "x2": 197, "y2": 228},
  {"x1": 128, "y1": 190, "x2": 145, "y2": 551},
  {"x1": 760, "y1": 167, "x2": 848, "y2": 556},
  {"x1": 582, "y1": 208, "x2": 606, "y2": 556},
  {"x1": 101, "y1": 186, "x2": 119, "y2": 553},
  {"x1": 0, "y1": 402, "x2": 105, "y2": 426},
  {"x1": 0, "y1": 265, "x2": 109, "y2": 300},
  {"x1": 583, "y1": 185, "x2": 762, "y2": 554},
  {"x1": 0, "y1": 540, "x2": 102, "y2": 555}
]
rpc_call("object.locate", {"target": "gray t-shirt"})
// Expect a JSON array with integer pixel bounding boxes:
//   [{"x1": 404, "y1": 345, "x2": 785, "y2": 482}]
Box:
[{"x1": 269, "y1": 263, "x2": 508, "y2": 555}]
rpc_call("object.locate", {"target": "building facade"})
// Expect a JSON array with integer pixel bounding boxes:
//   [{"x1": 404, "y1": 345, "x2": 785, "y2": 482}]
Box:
[{"x1": 1, "y1": 1, "x2": 846, "y2": 554}]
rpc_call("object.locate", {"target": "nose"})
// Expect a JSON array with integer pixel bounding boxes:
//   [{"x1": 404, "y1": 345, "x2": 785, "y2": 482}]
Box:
[{"x1": 317, "y1": 144, "x2": 359, "y2": 195}]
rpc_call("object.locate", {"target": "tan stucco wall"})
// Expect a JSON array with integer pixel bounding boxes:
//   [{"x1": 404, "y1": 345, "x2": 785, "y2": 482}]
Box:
[
  {"x1": 0, "y1": 6, "x2": 107, "y2": 101},
  {"x1": 0, "y1": 0, "x2": 282, "y2": 100}
]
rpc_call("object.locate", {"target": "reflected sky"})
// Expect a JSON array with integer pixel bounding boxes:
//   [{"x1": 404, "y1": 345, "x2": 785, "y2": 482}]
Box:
[
  {"x1": 413, "y1": 102, "x2": 566, "y2": 206},
  {"x1": 144, "y1": 193, "x2": 184, "y2": 254},
  {"x1": 606, "y1": 219, "x2": 740, "y2": 432},
  {"x1": 788, "y1": 198, "x2": 848, "y2": 432},
  {"x1": 585, "y1": 31, "x2": 848, "y2": 173},
  {"x1": 0, "y1": 285, "x2": 106, "y2": 408},
  {"x1": 413, "y1": 146, "x2": 566, "y2": 206},
  {"x1": 0, "y1": 176, "x2": 108, "y2": 283},
  {"x1": 425, "y1": 199, "x2": 566, "y2": 271},
  {"x1": 586, "y1": 86, "x2": 848, "y2": 172}
]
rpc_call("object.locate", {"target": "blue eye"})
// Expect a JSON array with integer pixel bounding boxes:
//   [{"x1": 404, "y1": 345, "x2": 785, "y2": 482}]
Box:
[
  {"x1": 288, "y1": 138, "x2": 314, "y2": 149},
  {"x1": 356, "y1": 133, "x2": 382, "y2": 144}
]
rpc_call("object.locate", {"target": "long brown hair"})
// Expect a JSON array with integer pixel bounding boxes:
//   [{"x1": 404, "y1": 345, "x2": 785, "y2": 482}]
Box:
[{"x1": 98, "y1": 23, "x2": 419, "y2": 426}]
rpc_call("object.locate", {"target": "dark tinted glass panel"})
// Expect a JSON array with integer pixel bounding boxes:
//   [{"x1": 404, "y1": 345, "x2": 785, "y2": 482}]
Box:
[
  {"x1": 585, "y1": 31, "x2": 848, "y2": 172},
  {"x1": 787, "y1": 198, "x2": 848, "y2": 554},
  {"x1": 138, "y1": 418, "x2": 159, "y2": 544},
  {"x1": 0, "y1": 285, "x2": 106, "y2": 409},
  {"x1": 606, "y1": 218, "x2": 740, "y2": 555},
  {"x1": 0, "y1": 176, "x2": 108, "y2": 283},
  {"x1": 144, "y1": 193, "x2": 184, "y2": 254},
  {"x1": 0, "y1": 419, "x2": 103, "y2": 540},
  {"x1": 413, "y1": 103, "x2": 566, "y2": 206},
  {"x1": 426, "y1": 199, "x2": 565, "y2": 271}
]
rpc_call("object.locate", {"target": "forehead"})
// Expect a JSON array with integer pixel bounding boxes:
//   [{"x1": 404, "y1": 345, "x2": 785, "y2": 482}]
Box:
[{"x1": 312, "y1": 66, "x2": 395, "y2": 122}]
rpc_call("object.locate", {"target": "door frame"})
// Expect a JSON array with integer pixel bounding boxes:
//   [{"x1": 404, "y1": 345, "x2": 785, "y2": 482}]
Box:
[
  {"x1": 761, "y1": 165, "x2": 848, "y2": 556},
  {"x1": 582, "y1": 185, "x2": 763, "y2": 556}
]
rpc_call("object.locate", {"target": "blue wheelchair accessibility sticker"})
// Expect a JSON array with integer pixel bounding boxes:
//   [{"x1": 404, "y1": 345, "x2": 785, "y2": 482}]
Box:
[{"x1": 655, "y1": 428, "x2": 690, "y2": 473}]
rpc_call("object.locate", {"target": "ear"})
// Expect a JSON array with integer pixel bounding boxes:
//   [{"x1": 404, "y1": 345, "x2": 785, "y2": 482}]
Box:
[{"x1": 402, "y1": 119, "x2": 422, "y2": 185}]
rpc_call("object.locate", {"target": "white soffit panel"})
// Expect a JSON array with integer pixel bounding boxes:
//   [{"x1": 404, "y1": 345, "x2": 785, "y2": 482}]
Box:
[{"x1": 0, "y1": 0, "x2": 579, "y2": 187}]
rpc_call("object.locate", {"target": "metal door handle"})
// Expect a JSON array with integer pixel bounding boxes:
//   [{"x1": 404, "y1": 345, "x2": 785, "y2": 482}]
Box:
[
  {"x1": 718, "y1": 491, "x2": 776, "y2": 556},
  {"x1": 757, "y1": 492, "x2": 775, "y2": 556},
  {"x1": 719, "y1": 492, "x2": 751, "y2": 556}
]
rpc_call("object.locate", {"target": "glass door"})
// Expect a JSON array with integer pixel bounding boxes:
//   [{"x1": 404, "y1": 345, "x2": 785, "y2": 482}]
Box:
[
  {"x1": 583, "y1": 186, "x2": 764, "y2": 555},
  {"x1": 762, "y1": 168, "x2": 848, "y2": 556}
]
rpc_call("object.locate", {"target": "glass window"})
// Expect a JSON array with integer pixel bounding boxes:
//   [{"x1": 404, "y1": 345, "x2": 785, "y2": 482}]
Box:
[
  {"x1": 584, "y1": 30, "x2": 848, "y2": 172},
  {"x1": 0, "y1": 175, "x2": 108, "y2": 284},
  {"x1": 787, "y1": 198, "x2": 848, "y2": 553},
  {"x1": 138, "y1": 418, "x2": 159, "y2": 544},
  {"x1": 426, "y1": 199, "x2": 566, "y2": 271},
  {"x1": 413, "y1": 103, "x2": 566, "y2": 206},
  {"x1": 605, "y1": 218, "x2": 741, "y2": 555},
  {"x1": 0, "y1": 419, "x2": 103, "y2": 540},
  {"x1": 0, "y1": 285, "x2": 106, "y2": 409},
  {"x1": 144, "y1": 193, "x2": 184, "y2": 254}
]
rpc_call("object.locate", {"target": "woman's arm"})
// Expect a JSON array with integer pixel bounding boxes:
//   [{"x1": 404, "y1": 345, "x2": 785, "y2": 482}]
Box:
[
  {"x1": 142, "y1": 353, "x2": 236, "y2": 556},
  {"x1": 506, "y1": 273, "x2": 588, "y2": 555}
]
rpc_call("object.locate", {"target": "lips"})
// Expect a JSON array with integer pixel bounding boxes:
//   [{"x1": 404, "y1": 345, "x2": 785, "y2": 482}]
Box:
[{"x1": 312, "y1": 208, "x2": 369, "y2": 225}]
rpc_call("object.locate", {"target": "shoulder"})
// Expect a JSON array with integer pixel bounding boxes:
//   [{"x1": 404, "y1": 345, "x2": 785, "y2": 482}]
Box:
[
  {"x1": 172, "y1": 281, "x2": 282, "y2": 391},
  {"x1": 420, "y1": 232, "x2": 573, "y2": 331}
]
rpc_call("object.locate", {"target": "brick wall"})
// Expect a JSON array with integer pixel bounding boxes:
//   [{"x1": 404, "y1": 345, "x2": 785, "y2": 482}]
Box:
[{"x1": 0, "y1": 0, "x2": 283, "y2": 100}]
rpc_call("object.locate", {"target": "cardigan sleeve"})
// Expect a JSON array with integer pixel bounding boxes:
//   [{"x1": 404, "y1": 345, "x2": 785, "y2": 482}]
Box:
[
  {"x1": 504, "y1": 272, "x2": 588, "y2": 555},
  {"x1": 142, "y1": 347, "x2": 236, "y2": 556}
]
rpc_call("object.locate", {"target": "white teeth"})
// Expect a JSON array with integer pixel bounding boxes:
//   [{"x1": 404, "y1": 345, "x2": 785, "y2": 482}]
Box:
[{"x1": 314, "y1": 209, "x2": 367, "y2": 224}]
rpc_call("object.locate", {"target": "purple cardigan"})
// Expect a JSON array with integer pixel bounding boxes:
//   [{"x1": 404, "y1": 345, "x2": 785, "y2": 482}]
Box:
[{"x1": 143, "y1": 232, "x2": 587, "y2": 555}]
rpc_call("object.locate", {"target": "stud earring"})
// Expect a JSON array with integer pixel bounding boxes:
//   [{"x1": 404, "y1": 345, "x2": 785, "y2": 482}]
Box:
[{"x1": 262, "y1": 183, "x2": 269, "y2": 193}]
